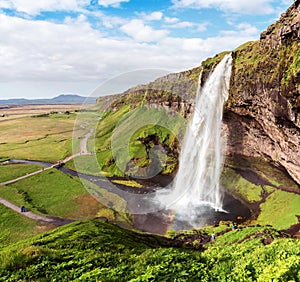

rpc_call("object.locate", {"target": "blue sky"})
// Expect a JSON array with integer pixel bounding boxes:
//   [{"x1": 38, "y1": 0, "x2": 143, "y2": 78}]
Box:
[{"x1": 0, "y1": 0, "x2": 292, "y2": 99}]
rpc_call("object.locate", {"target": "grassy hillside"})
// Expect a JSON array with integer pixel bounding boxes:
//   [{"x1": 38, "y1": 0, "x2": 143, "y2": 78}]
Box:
[
  {"x1": 0, "y1": 164, "x2": 42, "y2": 183},
  {"x1": 0, "y1": 168, "x2": 105, "y2": 219},
  {"x1": 0, "y1": 220, "x2": 298, "y2": 281},
  {"x1": 0, "y1": 112, "x2": 77, "y2": 161},
  {"x1": 0, "y1": 205, "x2": 50, "y2": 248},
  {"x1": 94, "y1": 105, "x2": 186, "y2": 177}
]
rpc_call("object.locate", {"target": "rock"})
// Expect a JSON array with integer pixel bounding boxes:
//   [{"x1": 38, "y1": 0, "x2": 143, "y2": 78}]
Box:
[
  {"x1": 96, "y1": 1, "x2": 300, "y2": 185},
  {"x1": 226, "y1": 1, "x2": 300, "y2": 184}
]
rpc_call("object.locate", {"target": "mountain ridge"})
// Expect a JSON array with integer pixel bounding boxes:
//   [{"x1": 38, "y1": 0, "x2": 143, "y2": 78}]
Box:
[{"x1": 0, "y1": 94, "x2": 96, "y2": 105}]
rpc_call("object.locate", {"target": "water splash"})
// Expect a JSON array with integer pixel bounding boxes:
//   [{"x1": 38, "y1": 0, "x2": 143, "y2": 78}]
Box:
[{"x1": 156, "y1": 53, "x2": 233, "y2": 227}]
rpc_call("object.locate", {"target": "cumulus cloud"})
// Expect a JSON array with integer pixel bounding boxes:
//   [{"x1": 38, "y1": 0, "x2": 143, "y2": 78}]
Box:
[
  {"x1": 0, "y1": 0, "x2": 89, "y2": 15},
  {"x1": 0, "y1": 12, "x2": 259, "y2": 98},
  {"x1": 168, "y1": 21, "x2": 195, "y2": 28},
  {"x1": 97, "y1": 0, "x2": 129, "y2": 8},
  {"x1": 220, "y1": 23, "x2": 259, "y2": 37},
  {"x1": 0, "y1": 0, "x2": 12, "y2": 9},
  {"x1": 142, "y1": 11, "x2": 163, "y2": 21},
  {"x1": 120, "y1": 19, "x2": 169, "y2": 42},
  {"x1": 172, "y1": 0, "x2": 275, "y2": 14},
  {"x1": 164, "y1": 16, "x2": 179, "y2": 24}
]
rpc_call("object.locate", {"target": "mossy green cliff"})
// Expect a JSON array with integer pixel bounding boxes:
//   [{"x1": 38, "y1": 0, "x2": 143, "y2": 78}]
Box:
[
  {"x1": 92, "y1": 2, "x2": 300, "y2": 229},
  {"x1": 95, "y1": 1, "x2": 299, "y2": 184}
]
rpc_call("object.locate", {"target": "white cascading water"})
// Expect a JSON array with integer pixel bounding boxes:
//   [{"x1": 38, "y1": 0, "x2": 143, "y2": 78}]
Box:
[{"x1": 157, "y1": 53, "x2": 233, "y2": 227}]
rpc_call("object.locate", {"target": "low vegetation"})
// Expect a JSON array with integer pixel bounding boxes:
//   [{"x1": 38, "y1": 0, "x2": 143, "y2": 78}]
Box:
[
  {"x1": 0, "y1": 113, "x2": 77, "y2": 161},
  {"x1": 257, "y1": 190, "x2": 300, "y2": 229},
  {"x1": 0, "y1": 221, "x2": 298, "y2": 281},
  {"x1": 94, "y1": 105, "x2": 186, "y2": 177},
  {"x1": 0, "y1": 164, "x2": 42, "y2": 183},
  {"x1": 0, "y1": 168, "x2": 99, "y2": 218},
  {"x1": 221, "y1": 158, "x2": 300, "y2": 230},
  {"x1": 0, "y1": 205, "x2": 48, "y2": 247}
]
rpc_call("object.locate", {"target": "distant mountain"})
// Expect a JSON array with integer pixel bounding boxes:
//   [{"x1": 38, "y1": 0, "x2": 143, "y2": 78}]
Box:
[{"x1": 0, "y1": 94, "x2": 97, "y2": 105}]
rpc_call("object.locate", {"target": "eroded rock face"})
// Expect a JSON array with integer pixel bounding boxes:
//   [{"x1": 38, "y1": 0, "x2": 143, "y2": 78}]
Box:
[
  {"x1": 225, "y1": 0, "x2": 300, "y2": 185},
  {"x1": 96, "y1": 2, "x2": 299, "y2": 185},
  {"x1": 260, "y1": 0, "x2": 300, "y2": 49}
]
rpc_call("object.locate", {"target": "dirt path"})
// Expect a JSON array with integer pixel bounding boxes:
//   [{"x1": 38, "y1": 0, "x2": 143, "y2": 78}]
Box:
[
  {"x1": 80, "y1": 128, "x2": 93, "y2": 155},
  {"x1": 0, "y1": 165, "x2": 57, "y2": 186},
  {"x1": 0, "y1": 128, "x2": 94, "y2": 186},
  {"x1": 0, "y1": 128, "x2": 95, "y2": 224},
  {"x1": 0, "y1": 197, "x2": 72, "y2": 226}
]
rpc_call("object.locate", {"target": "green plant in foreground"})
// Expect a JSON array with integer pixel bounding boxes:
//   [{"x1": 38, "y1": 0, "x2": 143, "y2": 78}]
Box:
[{"x1": 0, "y1": 221, "x2": 299, "y2": 281}]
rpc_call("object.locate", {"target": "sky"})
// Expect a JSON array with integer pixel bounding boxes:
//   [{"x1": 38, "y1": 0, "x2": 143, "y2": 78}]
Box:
[{"x1": 0, "y1": 0, "x2": 293, "y2": 99}]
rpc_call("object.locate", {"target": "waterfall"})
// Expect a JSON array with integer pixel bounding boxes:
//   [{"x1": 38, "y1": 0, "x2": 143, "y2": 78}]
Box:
[{"x1": 156, "y1": 53, "x2": 233, "y2": 227}]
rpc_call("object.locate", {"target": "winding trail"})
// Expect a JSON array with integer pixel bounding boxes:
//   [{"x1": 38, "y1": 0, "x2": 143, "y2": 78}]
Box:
[
  {"x1": 0, "y1": 197, "x2": 72, "y2": 226},
  {"x1": 0, "y1": 128, "x2": 94, "y2": 186},
  {"x1": 0, "y1": 128, "x2": 94, "y2": 224},
  {"x1": 0, "y1": 164, "x2": 58, "y2": 186}
]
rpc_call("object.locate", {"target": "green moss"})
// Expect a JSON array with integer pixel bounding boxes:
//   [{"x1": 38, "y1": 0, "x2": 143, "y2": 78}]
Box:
[
  {"x1": 202, "y1": 51, "x2": 230, "y2": 69},
  {"x1": 221, "y1": 168, "x2": 263, "y2": 203},
  {"x1": 257, "y1": 190, "x2": 300, "y2": 229}
]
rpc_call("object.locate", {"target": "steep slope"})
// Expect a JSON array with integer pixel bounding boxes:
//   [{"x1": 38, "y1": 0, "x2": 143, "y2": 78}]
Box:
[
  {"x1": 0, "y1": 220, "x2": 299, "y2": 281},
  {"x1": 95, "y1": 2, "x2": 299, "y2": 188},
  {"x1": 225, "y1": 0, "x2": 300, "y2": 185}
]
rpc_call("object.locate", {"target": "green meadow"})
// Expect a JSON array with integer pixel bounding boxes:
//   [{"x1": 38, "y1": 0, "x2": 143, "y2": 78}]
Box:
[
  {"x1": 0, "y1": 221, "x2": 299, "y2": 281},
  {"x1": 0, "y1": 113, "x2": 76, "y2": 161},
  {"x1": 0, "y1": 164, "x2": 42, "y2": 183}
]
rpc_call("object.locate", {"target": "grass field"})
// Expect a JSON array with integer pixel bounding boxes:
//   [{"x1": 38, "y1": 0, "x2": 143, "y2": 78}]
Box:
[
  {"x1": 0, "y1": 205, "x2": 49, "y2": 247},
  {"x1": 221, "y1": 164, "x2": 300, "y2": 230},
  {"x1": 94, "y1": 105, "x2": 185, "y2": 176},
  {"x1": 0, "y1": 168, "x2": 102, "y2": 219},
  {"x1": 221, "y1": 168, "x2": 263, "y2": 203},
  {"x1": 0, "y1": 104, "x2": 84, "y2": 121},
  {"x1": 0, "y1": 113, "x2": 77, "y2": 161},
  {"x1": 65, "y1": 155, "x2": 101, "y2": 175},
  {"x1": 0, "y1": 164, "x2": 42, "y2": 183}
]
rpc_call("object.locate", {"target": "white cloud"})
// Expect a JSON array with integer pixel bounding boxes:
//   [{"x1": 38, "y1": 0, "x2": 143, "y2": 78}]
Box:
[
  {"x1": 168, "y1": 21, "x2": 195, "y2": 28},
  {"x1": 172, "y1": 0, "x2": 275, "y2": 14},
  {"x1": 0, "y1": 13, "x2": 259, "y2": 98},
  {"x1": 197, "y1": 22, "x2": 208, "y2": 32},
  {"x1": 142, "y1": 11, "x2": 163, "y2": 21},
  {"x1": 164, "y1": 16, "x2": 179, "y2": 24},
  {"x1": 120, "y1": 19, "x2": 169, "y2": 42},
  {"x1": 101, "y1": 14, "x2": 127, "y2": 28},
  {"x1": 0, "y1": 0, "x2": 89, "y2": 15},
  {"x1": 0, "y1": 0, "x2": 12, "y2": 9},
  {"x1": 237, "y1": 23, "x2": 259, "y2": 36},
  {"x1": 220, "y1": 23, "x2": 259, "y2": 37},
  {"x1": 97, "y1": 0, "x2": 129, "y2": 8},
  {"x1": 164, "y1": 20, "x2": 208, "y2": 32}
]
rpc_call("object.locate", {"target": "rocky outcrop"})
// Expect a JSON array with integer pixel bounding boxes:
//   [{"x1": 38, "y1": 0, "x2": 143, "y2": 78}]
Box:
[
  {"x1": 225, "y1": 0, "x2": 300, "y2": 184},
  {"x1": 109, "y1": 69, "x2": 199, "y2": 118},
  {"x1": 96, "y1": 2, "x2": 299, "y2": 185},
  {"x1": 260, "y1": 0, "x2": 300, "y2": 49}
]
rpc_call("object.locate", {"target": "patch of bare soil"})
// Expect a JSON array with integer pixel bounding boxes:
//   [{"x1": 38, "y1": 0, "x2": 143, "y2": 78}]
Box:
[{"x1": 67, "y1": 194, "x2": 104, "y2": 219}]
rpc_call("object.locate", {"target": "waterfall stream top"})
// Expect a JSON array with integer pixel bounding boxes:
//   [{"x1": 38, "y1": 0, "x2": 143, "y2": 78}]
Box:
[{"x1": 156, "y1": 54, "x2": 233, "y2": 228}]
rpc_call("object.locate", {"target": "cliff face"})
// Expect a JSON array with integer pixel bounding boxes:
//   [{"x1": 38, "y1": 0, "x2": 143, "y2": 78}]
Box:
[
  {"x1": 96, "y1": 1, "x2": 299, "y2": 185},
  {"x1": 225, "y1": 0, "x2": 300, "y2": 184}
]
